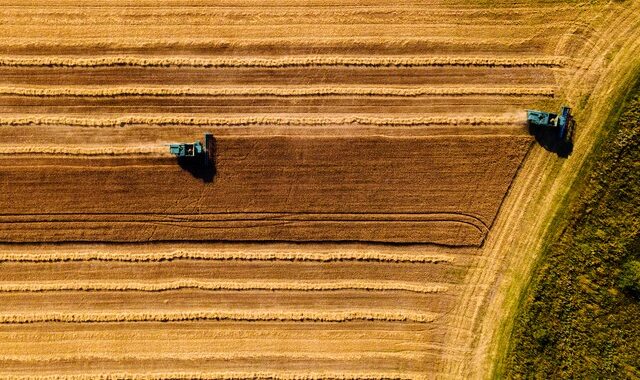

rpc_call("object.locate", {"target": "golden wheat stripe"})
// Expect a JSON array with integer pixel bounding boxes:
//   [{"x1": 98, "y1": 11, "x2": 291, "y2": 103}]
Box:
[
  {"x1": 0, "y1": 280, "x2": 448, "y2": 294},
  {"x1": 0, "y1": 372, "x2": 424, "y2": 380},
  {"x1": 0, "y1": 115, "x2": 521, "y2": 128},
  {"x1": 0, "y1": 146, "x2": 163, "y2": 156},
  {"x1": 0, "y1": 249, "x2": 454, "y2": 263},
  {"x1": 0, "y1": 56, "x2": 567, "y2": 68},
  {"x1": 0, "y1": 86, "x2": 555, "y2": 97},
  {"x1": 0, "y1": 310, "x2": 437, "y2": 324}
]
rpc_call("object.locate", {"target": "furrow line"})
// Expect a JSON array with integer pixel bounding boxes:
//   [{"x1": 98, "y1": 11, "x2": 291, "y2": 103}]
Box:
[
  {"x1": 0, "y1": 86, "x2": 555, "y2": 98},
  {"x1": 0, "y1": 115, "x2": 522, "y2": 128},
  {"x1": 0, "y1": 310, "x2": 437, "y2": 324},
  {"x1": 0, "y1": 56, "x2": 568, "y2": 68},
  {"x1": 0, "y1": 279, "x2": 449, "y2": 294}
]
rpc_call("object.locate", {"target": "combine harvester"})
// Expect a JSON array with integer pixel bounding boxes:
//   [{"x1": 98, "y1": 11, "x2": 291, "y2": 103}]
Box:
[
  {"x1": 526, "y1": 105, "x2": 573, "y2": 142},
  {"x1": 169, "y1": 133, "x2": 214, "y2": 164}
]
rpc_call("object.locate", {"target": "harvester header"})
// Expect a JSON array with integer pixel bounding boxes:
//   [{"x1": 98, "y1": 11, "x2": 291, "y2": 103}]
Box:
[
  {"x1": 169, "y1": 133, "x2": 213, "y2": 162},
  {"x1": 526, "y1": 106, "x2": 572, "y2": 141}
]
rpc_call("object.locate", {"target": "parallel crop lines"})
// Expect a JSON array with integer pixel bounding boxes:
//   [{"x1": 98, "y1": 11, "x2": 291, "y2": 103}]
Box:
[{"x1": 0, "y1": 1, "x2": 579, "y2": 377}]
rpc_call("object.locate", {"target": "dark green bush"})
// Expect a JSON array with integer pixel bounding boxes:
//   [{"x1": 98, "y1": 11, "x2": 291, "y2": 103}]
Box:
[{"x1": 619, "y1": 259, "x2": 640, "y2": 297}]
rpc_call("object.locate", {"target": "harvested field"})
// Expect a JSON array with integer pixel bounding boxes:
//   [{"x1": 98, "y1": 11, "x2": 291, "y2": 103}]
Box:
[{"x1": 0, "y1": 0, "x2": 639, "y2": 378}]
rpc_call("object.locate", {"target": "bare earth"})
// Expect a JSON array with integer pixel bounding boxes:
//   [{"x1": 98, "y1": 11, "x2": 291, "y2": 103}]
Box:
[{"x1": 0, "y1": 1, "x2": 639, "y2": 378}]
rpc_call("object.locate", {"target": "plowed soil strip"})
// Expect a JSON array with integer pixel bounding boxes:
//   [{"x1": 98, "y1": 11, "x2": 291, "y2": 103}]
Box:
[
  {"x1": 0, "y1": 219, "x2": 485, "y2": 245},
  {"x1": 0, "y1": 136, "x2": 529, "y2": 244}
]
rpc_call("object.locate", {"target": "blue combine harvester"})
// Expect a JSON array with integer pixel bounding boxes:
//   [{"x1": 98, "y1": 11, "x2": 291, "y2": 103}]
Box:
[
  {"x1": 169, "y1": 133, "x2": 213, "y2": 162},
  {"x1": 526, "y1": 106, "x2": 572, "y2": 141}
]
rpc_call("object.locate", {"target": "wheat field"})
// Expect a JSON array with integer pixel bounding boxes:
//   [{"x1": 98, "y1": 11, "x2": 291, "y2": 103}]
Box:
[{"x1": 0, "y1": 0, "x2": 639, "y2": 378}]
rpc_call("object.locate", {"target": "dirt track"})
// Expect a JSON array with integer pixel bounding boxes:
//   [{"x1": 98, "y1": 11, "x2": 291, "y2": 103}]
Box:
[{"x1": 1, "y1": 0, "x2": 639, "y2": 378}]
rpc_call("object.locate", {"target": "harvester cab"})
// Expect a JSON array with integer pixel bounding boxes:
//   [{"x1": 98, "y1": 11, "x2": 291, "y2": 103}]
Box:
[
  {"x1": 526, "y1": 106, "x2": 573, "y2": 142},
  {"x1": 169, "y1": 133, "x2": 213, "y2": 164}
]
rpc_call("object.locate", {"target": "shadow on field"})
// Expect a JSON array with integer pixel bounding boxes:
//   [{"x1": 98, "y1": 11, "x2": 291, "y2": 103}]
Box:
[
  {"x1": 177, "y1": 135, "x2": 217, "y2": 183},
  {"x1": 528, "y1": 119, "x2": 575, "y2": 158}
]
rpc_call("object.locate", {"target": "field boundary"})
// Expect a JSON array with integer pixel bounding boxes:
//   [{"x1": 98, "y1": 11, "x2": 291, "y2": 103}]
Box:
[{"x1": 485, "y1": 6, "x2": 640, "y2": 378}]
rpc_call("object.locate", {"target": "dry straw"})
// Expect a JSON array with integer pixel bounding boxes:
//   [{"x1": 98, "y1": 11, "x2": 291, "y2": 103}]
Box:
[
  {"x1": 0, "y1": 279, "x2": 449, "y2": 294},
  {"x1": 0, "y1": 115, "x2": 520, "y2": 128},
  {"x1": 0, "y1": 56, "x2": 567, "y2": 68},
  {"x1": 2, "y1": 372, "x2": 425, "y2": 380},
  {"x1": 0, "y1": 86, "x2": 555, "y2": 98},
  {"x1": 0, "y1": 249, "x2": 454, "y2": 263},
  {"x1": 0, "y1": 310, "x2": 437, "y2": 324}
]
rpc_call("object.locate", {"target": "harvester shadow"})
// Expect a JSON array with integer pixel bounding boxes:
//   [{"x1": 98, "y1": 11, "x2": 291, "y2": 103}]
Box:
[
  {"x1": 528, "y1": 120, "x2": 575, "y2": 158},
  {"x1": 176, "y1": 135, "x2": 217, "y2": 183}
]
